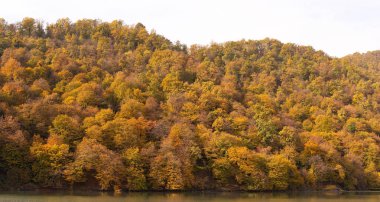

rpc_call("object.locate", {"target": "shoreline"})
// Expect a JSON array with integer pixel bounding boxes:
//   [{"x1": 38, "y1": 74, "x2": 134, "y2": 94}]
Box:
[{"x1": 2, "y1": 189, "x2": 380, "y2": 194}]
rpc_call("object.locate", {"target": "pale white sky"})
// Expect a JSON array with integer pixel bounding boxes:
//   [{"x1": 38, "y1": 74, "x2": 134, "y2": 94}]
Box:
[{"x1": 1, "y1": 0, "x2": 379, "y2": 57}]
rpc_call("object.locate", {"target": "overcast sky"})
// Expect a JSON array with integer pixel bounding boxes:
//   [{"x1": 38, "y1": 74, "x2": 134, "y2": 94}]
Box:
[{"x1": 1, "y1": 0, "x2": 379, "y2": 57}]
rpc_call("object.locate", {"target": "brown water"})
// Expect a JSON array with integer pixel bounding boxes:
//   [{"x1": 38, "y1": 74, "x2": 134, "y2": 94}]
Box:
[{"x1": 0, "y1": 191, "x2": 379, "y2": 202}]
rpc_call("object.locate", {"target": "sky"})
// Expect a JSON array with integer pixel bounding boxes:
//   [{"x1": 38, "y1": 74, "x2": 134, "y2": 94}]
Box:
[{"x1": 1, "y1": 0, "x2": 379, "y2": 57}]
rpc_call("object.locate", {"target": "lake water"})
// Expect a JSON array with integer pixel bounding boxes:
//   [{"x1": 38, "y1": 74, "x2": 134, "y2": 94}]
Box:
[{"x1": 0, "y1": 191, "x2": 379, "y2": 202}]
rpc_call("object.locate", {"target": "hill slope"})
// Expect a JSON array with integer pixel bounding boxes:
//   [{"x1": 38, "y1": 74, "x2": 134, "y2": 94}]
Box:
[{"x1": 0, "y1": 18, "x2": 380, "y2": 191}]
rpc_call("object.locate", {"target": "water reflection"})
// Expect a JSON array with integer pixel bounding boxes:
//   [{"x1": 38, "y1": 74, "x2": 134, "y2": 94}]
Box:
[{"x1": 0, "y1": 191, "x2": 379, "y2": 202}]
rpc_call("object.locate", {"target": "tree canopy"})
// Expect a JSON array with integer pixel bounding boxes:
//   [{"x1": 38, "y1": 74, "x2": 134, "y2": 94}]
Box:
[{"x1": 0, "y1": 18, "x2": 380, "y2": 191}]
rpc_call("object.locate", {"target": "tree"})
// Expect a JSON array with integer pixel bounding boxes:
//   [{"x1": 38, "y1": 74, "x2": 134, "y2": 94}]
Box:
[
  {"x1": 49, "y1": 115, "x2": 83, "y2": 147},
  {"x1": 47, "y1": 18, "x2": 71, "y2": 39},
  {"x1": 64, "y1": 138, "x2": 125, "y2": 190},
  {"x1": 117, "y1": 99, "x2": 145, "y2": 119},
  {"x1": 20, "y1": 17, "x2": 36, "y2": 37},
  {"x1": 161, "y1": 72, "x2": 185, "y2": 95},
  {"x1": 0, "y1": 116, "x2": 30, "y2": 188},
  {"x1": 212, "y1": 146, "x2": 270, "y2": 190},
  {"x1": 148, "y1": 49, "x2": 186, "y2": 78},
  {"x1": 122, "y1": 148, "x2": 147, "y2": 190},
  {"x1": 268, "y1": 154, "x2": 303, "y2": 190},
  {"x1": 108, "y1": 117, "x2": 151, "y2": 150},
  {"x1": 150, "y1": 123, "x2": 200, "y2": 190},
  {"x1": 313, "y1": 115, "x2": 339, "y2": 132},
  {"x1": 30, "y1": 135, "x2": 70, "y2": 187},
  {"x1": 1, "y1": 58, "x2": 22, "y2": 79}
]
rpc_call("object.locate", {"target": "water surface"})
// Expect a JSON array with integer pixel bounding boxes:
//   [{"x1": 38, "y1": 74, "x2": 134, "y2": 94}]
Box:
[{"x1": 0, "y1": 191, "x2": 380, "y2": 202}]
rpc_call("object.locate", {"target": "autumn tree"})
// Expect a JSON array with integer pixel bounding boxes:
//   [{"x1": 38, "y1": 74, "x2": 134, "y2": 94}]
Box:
[{"x1": 64, "y1": 138, "x2": 125, "y2": 190}]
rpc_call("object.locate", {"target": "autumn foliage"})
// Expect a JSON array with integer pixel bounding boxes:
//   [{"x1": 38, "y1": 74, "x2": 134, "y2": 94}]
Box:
[{"x1": 0, "y1": 18, "x2": 380, "y2": 191}]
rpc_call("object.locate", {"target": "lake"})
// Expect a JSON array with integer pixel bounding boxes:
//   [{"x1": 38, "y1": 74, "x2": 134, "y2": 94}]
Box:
[{"x1": 0, "y1": 191, "x2": 380, "y2": 202}]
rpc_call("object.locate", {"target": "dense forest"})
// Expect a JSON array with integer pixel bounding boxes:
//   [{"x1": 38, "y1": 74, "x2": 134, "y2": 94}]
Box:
[{"x1": 0, "y1": 17, "x2": 380, "y2": 192}]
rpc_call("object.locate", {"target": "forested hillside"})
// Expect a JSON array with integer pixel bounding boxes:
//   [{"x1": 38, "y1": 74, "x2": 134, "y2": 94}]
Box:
[{"x1": 0, "y1": 18, "x2": 380, "y2": 191}]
